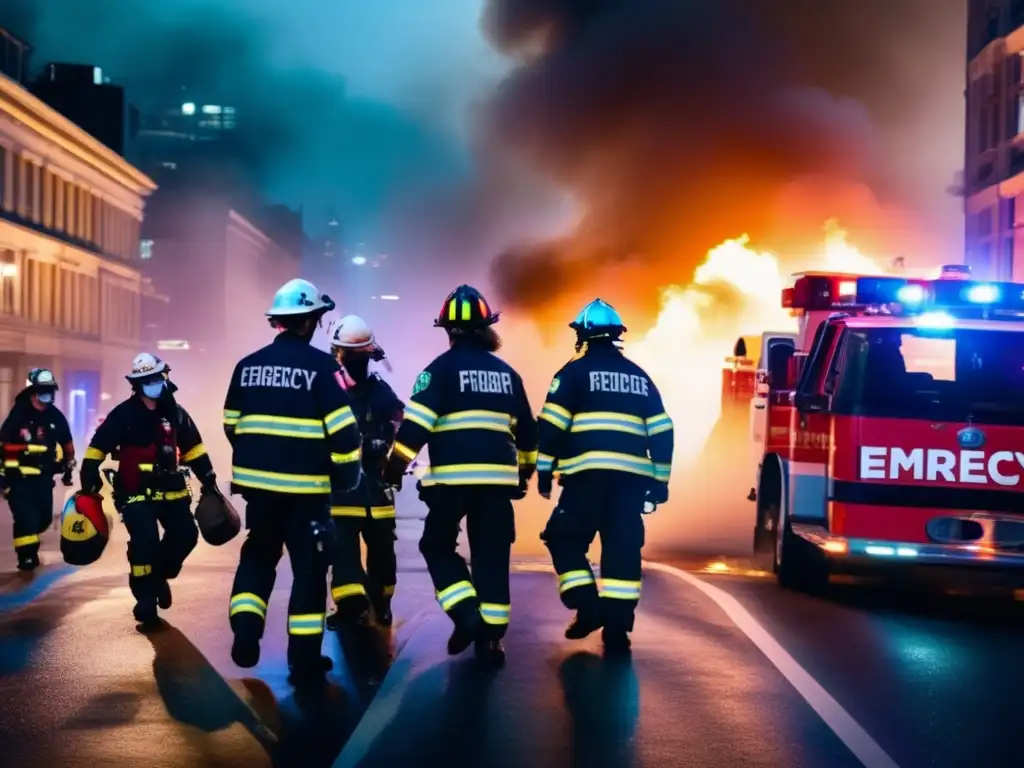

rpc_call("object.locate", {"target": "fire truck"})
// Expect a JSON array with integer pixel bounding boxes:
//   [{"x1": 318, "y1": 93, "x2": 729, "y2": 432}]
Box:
[{"x1": 747, "y1": 266, "x2": 1024, "y2": 592}]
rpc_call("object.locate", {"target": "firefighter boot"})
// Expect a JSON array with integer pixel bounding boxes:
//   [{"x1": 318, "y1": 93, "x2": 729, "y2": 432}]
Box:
[
  {"x1": 601, "y1": 627, "x2": 631, "y2": 654},
  {"x1": 372, "y1": 594, "x2": 393, "y2": 627},
  {"x1": 474, "y1": 638, "x2": 506, "y2": 666},
  {"x1": 287, "y1": 655, "x2": 334, "y2": 686},
  {"x1": 133, "y1": 600, "x2": 161, "y2": 631},
  {"x1": 565, "y1": 610, "x2": 603, "y2": 640},
  {"x1": 447, "y1": 613, "x2": 483, "y2": 656},
  {"x1": 17, "y1": 554, "x2": 39, "y2": 572},
  {"x1": 157, "y1": 579, "x2": 173, "y2": 610},
  {"x1": 231, "y1": 636, "x2": 261, "y2": 668}
]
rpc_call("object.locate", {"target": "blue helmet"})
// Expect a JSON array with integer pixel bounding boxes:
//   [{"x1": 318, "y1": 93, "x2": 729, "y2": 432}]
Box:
[
  {"x1": 569, "y1": 299, "x2": 626, "y2": 340},
  {"x1": 265, "y1": 278, "x2": 335, "y2": 318}
]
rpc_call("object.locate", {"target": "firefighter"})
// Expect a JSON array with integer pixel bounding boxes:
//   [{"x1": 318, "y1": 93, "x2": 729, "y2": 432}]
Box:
[
  {"x1": 223, "y1": 278, "x2": 363, "y2": 685},
  {"x1": 536, "y1": 299, "x2": 675, "y2": 653},
  {"x1": 382, "y1": 284, "x2": 538, "y2": 665},
  {"x1": 0, "y1": 368, "x2": 75, "y2": 570},
  {"x1": 325, "y1": 315, "x2": 405, "y2": 631},
  {"x1": 79, "y1": 353, "x2": 217, "y2": 628}
]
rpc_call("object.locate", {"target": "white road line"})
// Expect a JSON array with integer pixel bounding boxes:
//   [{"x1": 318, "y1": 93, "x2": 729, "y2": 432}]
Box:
[{"x1": 645, "y1": 561, "x2": 901, "y2": 768}]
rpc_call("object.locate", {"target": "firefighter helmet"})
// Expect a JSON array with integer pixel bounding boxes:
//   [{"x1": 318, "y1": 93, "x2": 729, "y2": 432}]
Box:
[
  {"x1": 265, "y1": 278, "x2": 336, "y2": 317},
  {"x1": 126, "y1": 352, "x2": 168, "y2": 381},
  {"x1": 331, "y1": 314, "x2": 376, "y2": 350},
  {"x1": 194, "y1": 490, "x2": 241, "y2": 546},
  {"x1": 434, "y1": 284, "x2": 499, "y2": 330},
  {"x1": 570, "y1": 298, "x2": 627, "y2": 340},
  {"x1": 60, "y1": 492, "x2": 110, "y2": 566},
  {"x1": 26, "y1": 367, "x2": 59, "y2": 390}
]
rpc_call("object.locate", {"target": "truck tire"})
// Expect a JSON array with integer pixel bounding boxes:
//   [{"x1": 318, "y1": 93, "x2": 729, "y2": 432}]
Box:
[{"x1": 773, "y1": 501, "x2": 829, "y2": 594}]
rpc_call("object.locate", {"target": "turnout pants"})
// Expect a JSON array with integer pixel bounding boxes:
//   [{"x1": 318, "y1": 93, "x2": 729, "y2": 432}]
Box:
[
  {"x1": 331, "y1": 487, "x2": 397, "y2": 615},
  {"x1": 7, "y1": 476, "x2": 54, "y2": 563},
  {"x1": 229, "y1": 494, "x2": 333, "y2": 666},
  {"x1": 122, "y1": 497, "x2": 199, "y2": 607},
  {"x1": 418, "y1": 485, "x2": 515, "y2": 639},
  {"x1": 541, "y1": 471, "x2": 647, "y2": 633}
]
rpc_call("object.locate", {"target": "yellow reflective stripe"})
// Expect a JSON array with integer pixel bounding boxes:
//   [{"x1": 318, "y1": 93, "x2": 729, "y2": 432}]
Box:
[
  {"x1": 540, "y1": 402, "x2": 572, "y2": 429},
  {"x1": 230, "y1": 592, "x2": 267, "y2": 618},
  {"x1": 181, "y1": 443, "x2": 207, "y2": 463},
  {"x1": 370, "y1": 505, "x2": 395, "y2": 519},
  {"x1": 332, "y1": 583, "x2": 367, "y2": 601},
  {"x1": 448, "y1": 299, "x2": 457, "y2": 322},
  {"x1": 403, "y1": 401, "x2": 439, "y2": 431},
  {"x1": 17, "y1": 467, "x2": 41, "y2": 475},
  {"x1": 231, "y1": 466, "x2": 330, "y2": 494},
  {"x1": 24, "y1": 444, "x2": 47, "y2": 453},
  {"x1": 570, "y1": 411, "x2": 647, "y2": 436},
  {"x1": 645, "y1": 412, "x2": 674, "y2": 436},
  {"x1": 235, "y1": 414, "x2": 326, "y2": 439},
  {"x1": 421, "y1": 464, "x2": 519, "y2": 486},
  {"x1": 517, "y1": 449, "x2": 538, "y2": 466},
  {"x1": 537, "y1": 452, "x2": 555, "y2": 472},
  {"x1": 139, "y1": 463, "x2": 154, "y2": 472},
  {"x1": 654, "y1": 463, "x2": 671, "y2": 482},
  {"x1": 131, "y1": 564, "x2": 153, "y2": 577},
  {"x1": 558, "y1": 569, "x2": 596, "y2": 593},
  {"x1": 124, "y1": 488, "x2": 192, "y2": 504},
  {"x1": 480, "y1": 602, "x2": 510, "y2": 625},
  {"x1": 331, "y1": 448, "x2": 361, "y2": 464},
  {"x1": 382, "y1": 584, "x2": 396, "y2": 597},
  {"x1": 13, "y1": 534, "x2": 39, "y2": 548},
  {"x1": 433, "y1": 409, "x2": 510, "y2": 433},
  {"x1": 437, "y1": 579, "x2": 476, "y2": 611},
  {"x1": 331, "y1": 505, "x2": 366, "y2": 517},
  {"x1": 223, "y1": 409, "x2": 241, "y2": 426},
  {"x1": 84, "y1": 446, "x2": 106, "y2": 461},
  {"x1": 392, "y1": 442, "x2": 417, "y2": 461},
  {"x1": 599, "y1": 578, "x2": 642, "y2": 600},
  {"x1": 288, "y1": 613, "x2": 325, "y2": 635},
  {"x1": 3, "y1": 459, "x2": 18, "y2": 468},
  {"x1": 558, "y1": 451, "x2": 654, "y2": 478},
  {"x1": 324, "y1": 406, "x2": 356, "y2": 436}
]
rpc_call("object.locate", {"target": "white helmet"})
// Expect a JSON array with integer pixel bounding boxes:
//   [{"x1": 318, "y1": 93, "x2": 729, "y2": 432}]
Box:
[
  {"x1": 27, "y1": 368, "x2": 58, "y2": 389},
  {"x1": 265, "y1": 278, "x2": 335, "y2": 317},
  {"x1": 331, "y1": 315, "x2": 376, "y2": 350},
  {"x1": 126, "y1": 352, "x2": 168, "y2": 381}
]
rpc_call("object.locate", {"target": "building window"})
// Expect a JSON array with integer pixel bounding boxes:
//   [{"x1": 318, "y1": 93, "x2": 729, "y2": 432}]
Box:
[
  {"x1": 53, "y1": 176, "x2": 64, "y2": 232},
  {"x1": 0, "y1": 250, "x2": 18, "y2": 315},
  {"x1": 0, "y1": 145, "x2": 6, "y2": 209},
  {"x1": 25, "y1": 162, "x2": 38, "y2": 223},
  {"x1": 140, "y1": 239, "x2": 153, "y2": 260},
  {"x1": 65, "y1": 182, "x2": 77, "y2": 238}
]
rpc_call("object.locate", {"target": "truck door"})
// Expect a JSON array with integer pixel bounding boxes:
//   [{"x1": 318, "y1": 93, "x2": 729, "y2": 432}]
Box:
[
  {"x1": 751, "y1": 335, "x2": 796, "y2": 497},
  {"x1": 788, "y1": 318, "x2": 844, "y2": 524}
]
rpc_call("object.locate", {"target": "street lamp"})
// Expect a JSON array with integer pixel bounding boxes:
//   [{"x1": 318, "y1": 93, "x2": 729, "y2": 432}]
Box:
[{"x1": 351, "y1": 255, "x2": 366, "y2": 266}]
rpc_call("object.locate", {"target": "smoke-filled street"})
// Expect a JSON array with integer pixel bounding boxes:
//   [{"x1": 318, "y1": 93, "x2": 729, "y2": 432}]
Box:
[{"x1": 3, "y1": 492, "x2": 1024, "y2": 768}]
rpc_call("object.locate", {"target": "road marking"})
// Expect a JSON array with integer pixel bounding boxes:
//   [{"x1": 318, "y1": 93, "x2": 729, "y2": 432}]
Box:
[{"x1": 645, "y1": 561, "x2": 900, "y2": 768}]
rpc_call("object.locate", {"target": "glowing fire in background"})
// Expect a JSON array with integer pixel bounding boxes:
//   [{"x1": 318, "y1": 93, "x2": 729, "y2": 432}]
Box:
[{"x1": 630, "y1": 220, "x2": 885, "y2": 469}]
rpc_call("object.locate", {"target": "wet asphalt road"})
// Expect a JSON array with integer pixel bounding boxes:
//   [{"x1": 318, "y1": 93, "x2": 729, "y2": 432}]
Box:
[{"x1": 1, "y1": 504, "x2": 1022, "y2": 767}]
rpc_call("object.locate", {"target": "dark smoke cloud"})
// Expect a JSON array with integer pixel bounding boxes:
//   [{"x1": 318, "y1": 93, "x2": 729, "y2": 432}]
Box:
[{"x1": 483, "y1": 0, "x2": 964, "y2": 315}]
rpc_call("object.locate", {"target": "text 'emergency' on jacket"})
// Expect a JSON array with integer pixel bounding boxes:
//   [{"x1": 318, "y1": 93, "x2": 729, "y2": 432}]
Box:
[
  {"x1": 392, "y1": 345, "x2": 539, "y2": 486},
  {"x1": 537, "y1": 344, "x2": 674, "y2": 482},
  {"x1": 223, "y1": 333, "x2": 363, "y2": 495}
]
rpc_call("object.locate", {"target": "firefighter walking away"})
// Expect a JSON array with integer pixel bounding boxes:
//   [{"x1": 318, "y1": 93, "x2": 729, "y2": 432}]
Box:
[
  {"x1": 0, "y1": 368, "x2": 75, "y2": 570},
  {"x1": 224, "y1": 278, "x2": 363, "y2": 685},
  {"x1": 80, "y1": 354, "x2": 217, "y2": 629},
  {"x1": 383, "y1": 284, "x2": 538, "y2": 665},
  {"x1": 537, "y1": 299, "x2": 674, "y2": 653},
  {"x1": 325, "y1": 315, "x2": 405, "y2": 631}
]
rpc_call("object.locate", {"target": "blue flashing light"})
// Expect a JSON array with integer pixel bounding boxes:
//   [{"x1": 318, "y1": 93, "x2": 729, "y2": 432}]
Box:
[
  {"x1": 896, "y1": 284, "x2": 925, "y2": 304},
  {"x1": 914, "y1": 311, "x2": 957, "y2": 329},
  {"x1": 965, "y1": 284, "x2": 999, "y2": 303}
]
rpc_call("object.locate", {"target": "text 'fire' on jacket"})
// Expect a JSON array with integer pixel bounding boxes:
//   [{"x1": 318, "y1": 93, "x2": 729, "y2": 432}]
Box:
[
  {"x1": 223, "y1": 332, "x2": 363, "y2": 495},
  {"x1": 537, "y1": 344, "x2": 674, "y2": 483},
  {"x1": 81, "y1": 396, "x2": 213, "y2": 503},
  {"x1": 391, "y1": 344, "x2": 539, "y2": 486}
]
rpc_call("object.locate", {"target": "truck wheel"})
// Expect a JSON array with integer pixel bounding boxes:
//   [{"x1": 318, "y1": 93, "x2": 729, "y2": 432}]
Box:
[{"x1": 773, "y1": 503, "x2": 829, "y2": 594}]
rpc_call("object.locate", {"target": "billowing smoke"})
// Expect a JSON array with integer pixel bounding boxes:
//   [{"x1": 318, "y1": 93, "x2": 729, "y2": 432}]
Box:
[{"x1": 483, "y1": 0, "x2": 965, "y2": 318}]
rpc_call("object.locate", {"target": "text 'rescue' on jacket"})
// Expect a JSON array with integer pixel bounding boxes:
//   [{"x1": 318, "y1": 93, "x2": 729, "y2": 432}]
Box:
[
  {"x1": 223, "y1": 333, "x2": 363, "y2": 496},
  {"x1": 537, "y1": 343, "x2": 674, "y2": 484},
  {"x1": 390, "y1": 343, "x2": 538, "y2": 487}
]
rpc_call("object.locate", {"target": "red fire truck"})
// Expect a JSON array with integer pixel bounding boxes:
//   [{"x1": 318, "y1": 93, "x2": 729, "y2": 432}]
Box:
[{"x1": 748, "y1": 266, "x2": 1024, "y2": 592}]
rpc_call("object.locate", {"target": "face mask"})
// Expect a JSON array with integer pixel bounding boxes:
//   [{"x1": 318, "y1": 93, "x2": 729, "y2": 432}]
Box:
[
  {"x1": 343, "y1": 354, "x2": 370, "y2": 382},
  {"x1": 37, "y1": 392, "x2": 53, "y2": 404},
  {"x1": 141, "y1": 380, "x2": 166, "y2": 399}
]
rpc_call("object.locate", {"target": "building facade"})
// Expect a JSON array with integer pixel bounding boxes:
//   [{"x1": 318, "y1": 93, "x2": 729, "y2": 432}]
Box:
[
  {"x1": 964, "y1": 0, "x2": 1024, "y2": 278},
  {"x1": 0, "y1": 69, "x2": 155, "y2": 444}
]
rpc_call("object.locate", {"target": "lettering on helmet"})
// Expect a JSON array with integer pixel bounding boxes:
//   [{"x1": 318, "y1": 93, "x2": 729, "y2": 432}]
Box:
[
  {"x1": 859, "y1": 446, "x2": 1024, "y2": 486},
  {"x1": 588, "y1": 371, "x2": 649, "y2": 396},
  {"x1": 459, "y1": 370, "x2": 513, "y2": 394},
  {"x1": 239, "y1": 365, "x2": 318, "y2": 391}
]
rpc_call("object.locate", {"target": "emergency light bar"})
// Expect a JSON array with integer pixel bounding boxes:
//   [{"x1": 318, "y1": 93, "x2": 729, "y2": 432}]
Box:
[{"x1": 782, "y1": 266, "x2": 1024, "y2": 318}]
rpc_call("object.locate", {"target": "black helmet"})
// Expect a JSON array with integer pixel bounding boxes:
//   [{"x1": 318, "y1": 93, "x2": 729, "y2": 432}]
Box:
[{"x1": 434, "y1": 284, "x2": 499, "y2": 330}]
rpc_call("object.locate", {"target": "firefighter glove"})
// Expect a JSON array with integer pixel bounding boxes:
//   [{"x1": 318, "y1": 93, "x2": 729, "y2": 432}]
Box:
[
  {"x1": 537, "y1": 471, "x2": 553, "y2": 499},
  {"x1": 80, "y1": 464, "x2": 102, "y2": 495},
  {"x1": 382, "y1": 454, "x2": 406, "y2": 489},
  {"x1": 646, "y1": 481, "x2": 669, "y2": 507},
  {"x1": 199, "y1": 471, "x2": 219, "y2": 494}
]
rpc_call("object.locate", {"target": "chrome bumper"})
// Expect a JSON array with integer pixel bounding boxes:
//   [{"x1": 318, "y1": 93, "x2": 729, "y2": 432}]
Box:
[{"x1": 793, "y1": 523, "x2": 1024, "y2": 567}]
